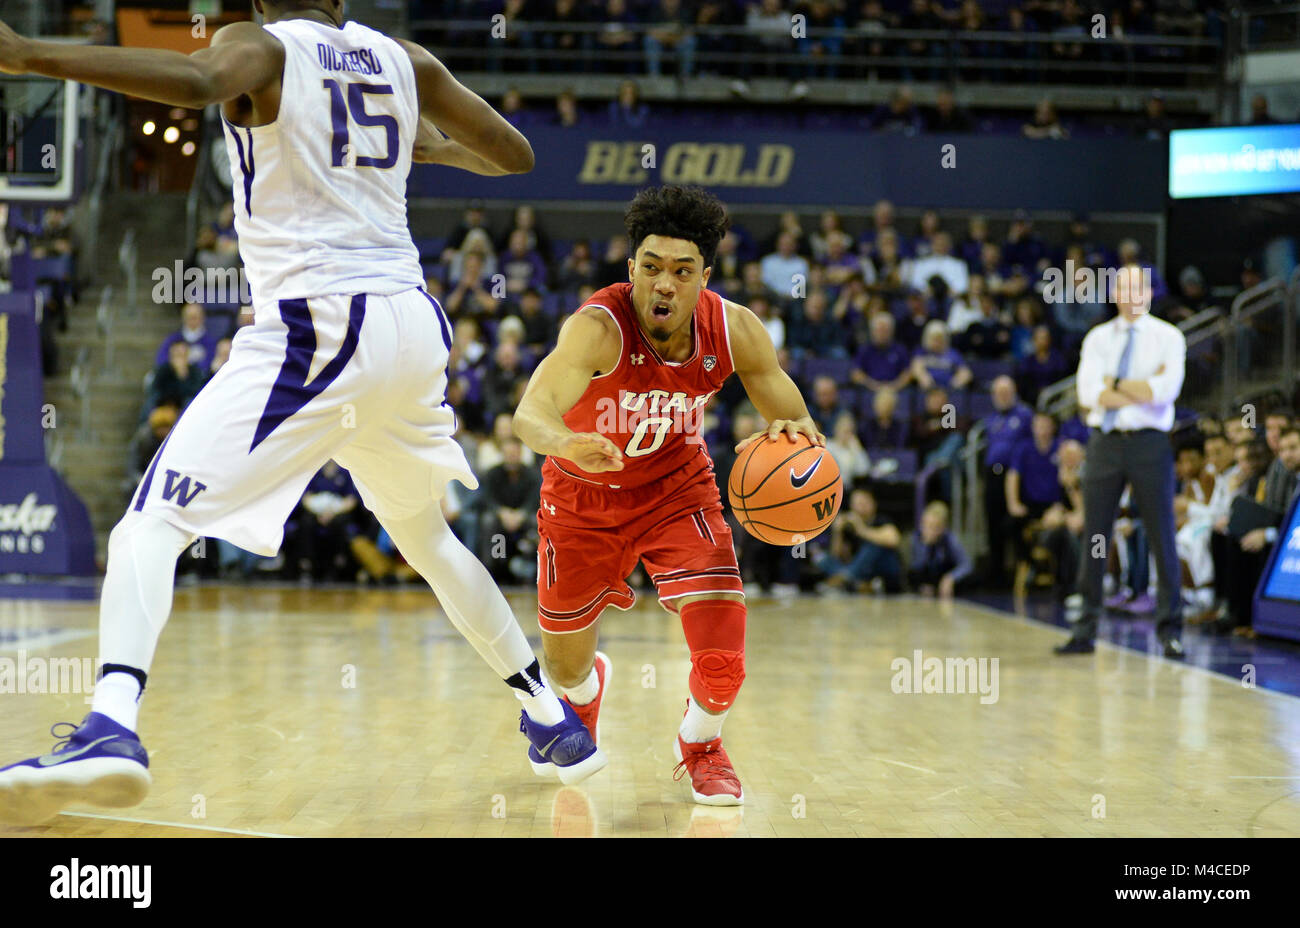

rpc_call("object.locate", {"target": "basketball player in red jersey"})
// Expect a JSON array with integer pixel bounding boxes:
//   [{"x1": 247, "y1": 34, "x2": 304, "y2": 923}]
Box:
[{"x1": 513, "y1": 186, "x2": 823, "y2": 804}]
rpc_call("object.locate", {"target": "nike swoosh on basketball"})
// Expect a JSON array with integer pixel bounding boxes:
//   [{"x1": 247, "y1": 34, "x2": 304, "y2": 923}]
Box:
[
  {"x1": 790, "y1": 457, "x2": 822, "y2": 489},
  {"x1": 37, "y1": 736, "x2": 116, "y2": 767}
]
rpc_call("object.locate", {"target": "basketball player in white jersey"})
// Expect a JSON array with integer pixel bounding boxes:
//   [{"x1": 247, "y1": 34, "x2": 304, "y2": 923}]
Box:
[{"x1": 0, "y1": 0, "x2": 604, "y2": 825}]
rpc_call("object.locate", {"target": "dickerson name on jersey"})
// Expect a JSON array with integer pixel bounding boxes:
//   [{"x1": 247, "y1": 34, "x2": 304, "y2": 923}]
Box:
[{"x1": 316, "y1": 43, "x2": 384, "y2": 75}]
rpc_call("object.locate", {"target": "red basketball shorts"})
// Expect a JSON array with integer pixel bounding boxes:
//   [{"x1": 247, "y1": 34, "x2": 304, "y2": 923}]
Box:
[{"x1": 536, "y1": 466, "x2": 743, "y2": 633}]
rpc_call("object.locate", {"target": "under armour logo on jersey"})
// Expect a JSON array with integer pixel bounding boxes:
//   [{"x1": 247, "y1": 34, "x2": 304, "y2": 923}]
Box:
[
  {"x1": 703, "y1": 355, "x2": 717, "y2": 372},
  {"x1": 542, "y1": 500, "x2": 556, "y2": 515},
  {"x1": 630, "y1": 353, "x2": 645, "y2": 365}
]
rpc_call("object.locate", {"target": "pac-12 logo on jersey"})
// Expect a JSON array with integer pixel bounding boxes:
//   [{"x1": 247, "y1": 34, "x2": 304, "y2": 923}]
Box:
[{"x1": 703, "y1": 355, "x2": 717, "y2": 372}]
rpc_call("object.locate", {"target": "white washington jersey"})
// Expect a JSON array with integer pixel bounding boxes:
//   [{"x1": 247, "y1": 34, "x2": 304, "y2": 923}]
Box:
[
  {"x1": 222, "y1": 18, "x2": 424, "y2": 302},
  {"x1": 127, "y1": 19, "x2": 477, "y2": 554}
]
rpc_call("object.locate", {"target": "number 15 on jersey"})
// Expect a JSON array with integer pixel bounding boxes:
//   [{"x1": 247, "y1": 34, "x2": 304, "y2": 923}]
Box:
[{"x1": 323, "y1": 79, "x2": 397, "y2": 169}]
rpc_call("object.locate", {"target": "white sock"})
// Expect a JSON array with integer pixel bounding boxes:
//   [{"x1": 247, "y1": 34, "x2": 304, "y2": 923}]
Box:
[
  {"x1": 679, "y1": 697, "x2": 727, "y2": 743},
  {"x1": 561, "y1": 665, "x2": 600, "y2": 706},
  {"x1": 515, "y1": 687, "x2": 566, "y2": 726},
  {"x1": 92, "y1": 672, "x2": 143, "y2": 732},
  {"x1": 505, "y1": 659, "x2": 566, "y2": 726}
]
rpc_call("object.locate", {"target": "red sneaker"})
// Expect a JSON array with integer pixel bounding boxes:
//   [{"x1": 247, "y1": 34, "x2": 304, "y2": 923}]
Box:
[
  {"x1": 673, "y1": 735, "x2": 744, "y2": 806},
  {"x1": 563, "y1": 651, "x2": 610, "y2": 745}
]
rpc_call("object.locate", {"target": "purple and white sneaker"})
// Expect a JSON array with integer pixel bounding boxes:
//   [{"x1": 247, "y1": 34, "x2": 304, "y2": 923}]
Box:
[
  {"x1": 1121, "y1": 592, "x2": 1156, "y2": 615},
  {"x1": 1104, "y1": 590, "x2": 1133, "y2": 610},
  {"x1": 0, "y1": 713, "x2": 150, "y2": 826},
  {"x1": 521, "y1": 701, "x2": 607, "y2": 785}
]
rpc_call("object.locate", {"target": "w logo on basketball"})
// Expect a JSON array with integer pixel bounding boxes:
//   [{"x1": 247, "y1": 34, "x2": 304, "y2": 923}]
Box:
[
  {"x1": 812, "y1": 493, "x2": 837, "y2": 521},
  {"x1": 160, "y1": 470, "x2": 208, "y2": 508}
]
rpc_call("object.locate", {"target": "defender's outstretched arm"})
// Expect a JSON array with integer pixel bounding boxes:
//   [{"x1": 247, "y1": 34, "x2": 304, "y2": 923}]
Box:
[
  {"x1": 397, "y1": 39, "x2": 533, "y2": 175},
  {"x1": 0, "y1": 20, "x2": 282, "y2": 109}
]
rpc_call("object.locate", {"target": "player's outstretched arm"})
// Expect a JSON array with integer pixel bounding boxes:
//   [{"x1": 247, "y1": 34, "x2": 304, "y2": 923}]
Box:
[
  {"x1": 725, "y1": 300, "x2": 825, "y2": 453},
  {"x1": 412, "y1": 117, "x2": 512, "y2": 175},
  {"x1": 0, "y1": 19, "x2": 282, "y2": 109},
  {"x1": 513, "y1": 308, "x2": 624, "y2": 473},
  {"x1": 397, "y1": 39, "x2": 533, "y2": 175}
]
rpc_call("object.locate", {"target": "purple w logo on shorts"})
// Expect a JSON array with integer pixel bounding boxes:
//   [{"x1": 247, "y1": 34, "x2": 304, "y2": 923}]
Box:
[{"x1": 160, "y1": 470, "x2": 208, "y2": 508}]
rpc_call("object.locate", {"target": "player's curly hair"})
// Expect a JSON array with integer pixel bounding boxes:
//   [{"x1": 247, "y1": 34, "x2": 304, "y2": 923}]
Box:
[{"x1": 624, "y1": 185, "x2": 730, "y2": 269}]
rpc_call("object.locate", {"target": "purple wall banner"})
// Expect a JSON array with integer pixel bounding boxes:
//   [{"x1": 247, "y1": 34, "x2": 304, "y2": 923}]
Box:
[
  {"x1": 0, "y1": 291, "x2": 96, "y2": 576},
  {"x1": 0, "y1": 291, "x2": 48, "y2": 465},
  {"x1": 409, "y1": 127, "x2": 1168, "y2": 213},
  {"x1": 0, "y1": 464, "x2": 95, "y2": 575}
]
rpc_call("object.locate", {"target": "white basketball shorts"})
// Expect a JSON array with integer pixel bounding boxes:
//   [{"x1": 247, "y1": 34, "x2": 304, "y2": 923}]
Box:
[{"x1": 129, "y1": 287, "x2": 476, "y2": 555}]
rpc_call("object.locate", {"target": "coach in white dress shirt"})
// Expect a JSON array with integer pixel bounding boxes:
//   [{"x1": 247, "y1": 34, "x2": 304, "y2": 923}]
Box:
[{"x1": 1056, "y1": 265, "x2": 1188, "y2": 658}]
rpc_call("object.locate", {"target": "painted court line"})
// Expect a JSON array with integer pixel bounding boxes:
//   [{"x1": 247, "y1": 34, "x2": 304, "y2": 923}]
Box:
[
  {"x1": 956, "y1": 596, "x2": 1300, "y2": 704},
  {"x1": 0, "y1": 629, "x2": 95, "y2": 652},
  {"x1": 874, "y1": 757, "x2": 937, "y2": 775},
  {"x1": 59, "y1": 810, "x2": 296, "y2": 838}
]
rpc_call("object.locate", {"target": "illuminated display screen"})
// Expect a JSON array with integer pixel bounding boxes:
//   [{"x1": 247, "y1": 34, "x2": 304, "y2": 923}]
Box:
[{"x1": 1169, "y1": 124, "x2": 1300, "y2": 198}]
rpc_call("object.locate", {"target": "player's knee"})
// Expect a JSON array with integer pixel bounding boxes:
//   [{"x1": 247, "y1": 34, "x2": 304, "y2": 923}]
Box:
[
  {"x1": 108, "y1": 512, "x2": 192, "y2": 559},
  {"x1": 543, "y1": 651, "x2": 594, "y2": 690},
  {"x1": 679, "y1": 598, "x2": 747, "y2": 710},
  {"x1": 689, "y1": 648, "x2": 745, "y2": 710}
]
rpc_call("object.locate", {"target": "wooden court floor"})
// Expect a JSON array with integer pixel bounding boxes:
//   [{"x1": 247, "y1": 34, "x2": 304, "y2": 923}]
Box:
[{"x1": 1, "y1": 587, "x2": 1298, "y2": 837}]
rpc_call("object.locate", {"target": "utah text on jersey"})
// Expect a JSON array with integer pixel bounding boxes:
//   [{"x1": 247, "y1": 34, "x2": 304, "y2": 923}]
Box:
[{"x1": 593, "y1": 389, "x2": 717, "y2": 454}]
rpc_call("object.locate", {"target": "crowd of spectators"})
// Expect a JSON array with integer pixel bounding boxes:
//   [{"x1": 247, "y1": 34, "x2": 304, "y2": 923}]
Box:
[
  {"x1": 5, "y1": 123, "x2": 1292, "y2": 628},
  {"x1": 145, "y1": 195, "x2": 1274, "y2": 599},
  {"x1": 497, "y1": 78, "x2": 1225, "y2": 140},
  {"x1": 413, "y1": 0, "x2": 1227, "y2": 87},
  {"x1": 989, "y1": 405, "x2": 1300, "y2": 638}
]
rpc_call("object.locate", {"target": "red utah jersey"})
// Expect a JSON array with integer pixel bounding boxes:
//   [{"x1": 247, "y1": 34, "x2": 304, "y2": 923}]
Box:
[{"x1": 543, "y1": 281, "x2": 735, "y2": 491}]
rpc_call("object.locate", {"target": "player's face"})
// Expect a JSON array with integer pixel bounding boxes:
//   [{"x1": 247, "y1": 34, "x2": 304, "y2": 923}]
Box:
[{"x1": 628, "y1": 235, "x2": 712, "y2": 344}]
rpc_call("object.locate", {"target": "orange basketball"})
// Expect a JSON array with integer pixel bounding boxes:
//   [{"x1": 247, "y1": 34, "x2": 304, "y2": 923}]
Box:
[{"x1": 728, "y1": 434, "x2": 842, "y2": 545}]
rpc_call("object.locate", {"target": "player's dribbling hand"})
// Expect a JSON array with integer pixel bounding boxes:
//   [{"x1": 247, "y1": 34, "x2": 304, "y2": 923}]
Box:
[
  {"x1": 0, "y1": 21, "x2": 34, "y2": 74},
  {"x1": 735, "y1": 417, "x2": 825, "y2": 453},
  {"x1": 559, "y1": 432, "x2": 624, "y2": 473}
]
